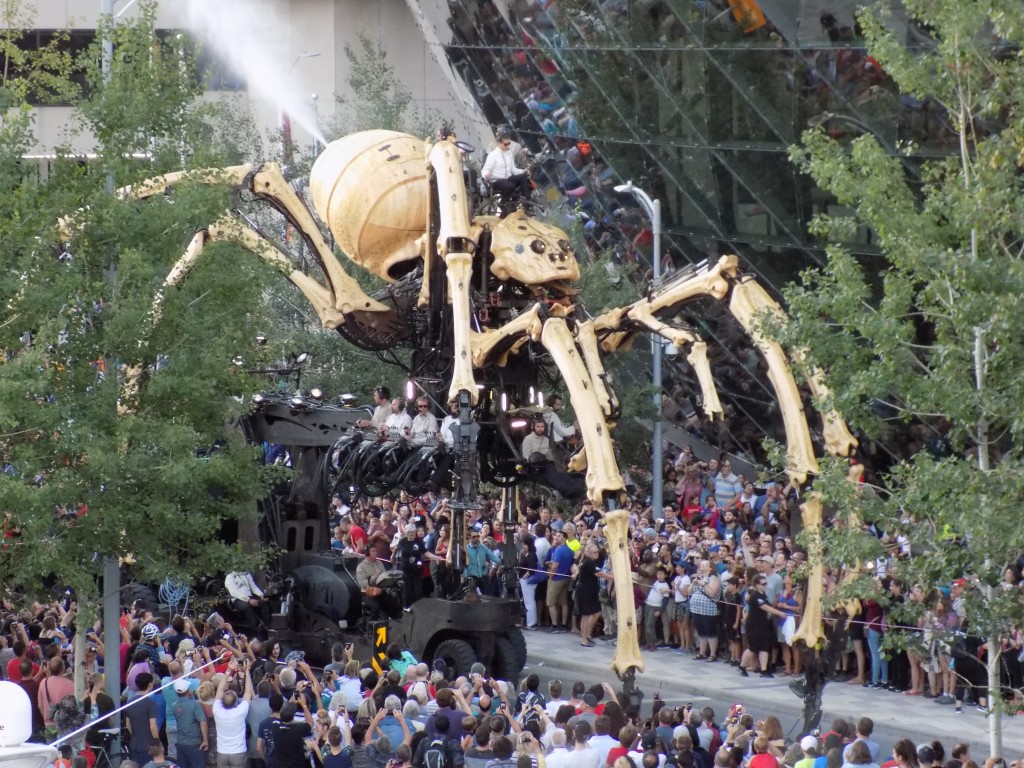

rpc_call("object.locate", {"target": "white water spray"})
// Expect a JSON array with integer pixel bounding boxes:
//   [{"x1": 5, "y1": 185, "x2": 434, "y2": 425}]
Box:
[{"x1": 183, "y1": 0, "x2": 328, "y2": 151}]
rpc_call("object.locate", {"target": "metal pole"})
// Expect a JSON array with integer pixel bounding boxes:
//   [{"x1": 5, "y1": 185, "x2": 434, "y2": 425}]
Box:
[
  {"x1": 100, "y1": 0, "x2": 121, "y2": 734},
  {"x1": 613, "y1": 182, "x2": 664, "y2": 519},
  {"x1": 651, "y1": 198, "x2": 662, "y2": 520}
]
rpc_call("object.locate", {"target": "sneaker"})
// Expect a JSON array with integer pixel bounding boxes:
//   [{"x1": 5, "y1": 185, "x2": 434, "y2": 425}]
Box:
[
  {"x1": 936, "y1": 694, "x2": 955, "y2": 705},
  {"x1": 760, "y1": 671, "x2": 774, "y2": 678},
  {"x1": 739, "y1": 668, "x2": 749, "y2": 677},
  {"x1": 978, "y1": 704, "x2": 989, "y2": 713},
  {"x1": 955, "y1": 707, "x2": 963, "y2": 714}
]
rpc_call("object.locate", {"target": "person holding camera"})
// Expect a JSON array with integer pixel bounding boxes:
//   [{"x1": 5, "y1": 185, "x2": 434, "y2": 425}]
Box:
[{"x1": 213, "y1": 657, "x2": 254, "y2": 768}]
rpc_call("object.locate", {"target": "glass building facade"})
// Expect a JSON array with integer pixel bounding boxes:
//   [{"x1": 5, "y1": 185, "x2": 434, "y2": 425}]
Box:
[{"x1": 418, "y1": 0, "x2": 946, "y2": 464}]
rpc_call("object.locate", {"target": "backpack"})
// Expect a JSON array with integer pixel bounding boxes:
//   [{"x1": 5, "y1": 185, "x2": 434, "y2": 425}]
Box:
[
  {"x1": 423, "y1": 737, "x2": 450, "y2": 768},
  {"x1": 517, "y1": 690, "x2": 545, "y2": 724}
]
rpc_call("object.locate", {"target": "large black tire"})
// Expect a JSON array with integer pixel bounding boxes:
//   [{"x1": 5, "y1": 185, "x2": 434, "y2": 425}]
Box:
[
  {"x1": 123, "y1": 582, "x2": 159, "y2": 613},
  {"x1": 504, "y1": 628, "x2": 527, "y2": 673},
  {"x1": 491, "y1": 636, "x2": 521, "y2": 682},
  {"x1": 434, "y1": 638, "x2": 478, "y2": 677}
]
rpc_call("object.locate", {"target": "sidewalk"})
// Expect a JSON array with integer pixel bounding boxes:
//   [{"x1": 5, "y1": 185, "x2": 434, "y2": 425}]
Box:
[{"x1": 521, "y1": 631, "x2": 1024, "y2": 755}]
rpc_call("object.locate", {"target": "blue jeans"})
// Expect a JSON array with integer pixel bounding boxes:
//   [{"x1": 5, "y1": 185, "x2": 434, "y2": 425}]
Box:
[
  {"x1": 176, "y1": 743, "x2": 206, "y2": 768},
  {"x1": 867, "y1": 628, "x2": 888, "y2": 685}
]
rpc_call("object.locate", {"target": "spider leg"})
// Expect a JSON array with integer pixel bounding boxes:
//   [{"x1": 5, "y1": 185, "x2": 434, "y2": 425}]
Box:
[
  {"x1": 427, "y1": 139, "x2": 479, "y2": 404},
  {"x1": 537, "y1": 317, "x2": 625, "y2": 503},
  {"x1": 604, "y1": 508, "x2": 645, "y2": 679},
  {"x1": 117, "y1": 213, "x2": 345, "y2": 413}
]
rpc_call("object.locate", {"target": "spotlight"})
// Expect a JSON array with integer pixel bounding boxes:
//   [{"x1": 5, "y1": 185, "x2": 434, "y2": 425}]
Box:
[
  {"x1": 528, "y1": 386, "x2": 535, "y2": 404},
  {"x1": 252, "y1": 394, "x2": 265, "y2": 405},
  {"x1": 290, "y1": 396, "x2": 304, "y2": 409},
  {"x1": 405, "y1": 380, "x2": 416, "y2": 400},
  {"x1": 309, "y1": 388, "x2": 324, "y2": 400},
  {"x1": 255, "y1": 335, "x2": 267, "y2": 346},
  {"x1": 294, "y1": 352, "x2": 310, "y2": 365},
  {"x1": 537, "y1": 391, "x2": 545, "y2": 407},
  {"x1": 500, "y1": 392, "x2": 508, "y2": 412},
  {"x1": 509, "y1": 419, "x2": 529, "y2": 429}
]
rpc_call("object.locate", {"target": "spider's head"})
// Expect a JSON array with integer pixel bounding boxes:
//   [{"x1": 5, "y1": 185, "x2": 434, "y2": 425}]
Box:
[{"x1": 489, "y1": 211, "x2": 579, "y2": 285}]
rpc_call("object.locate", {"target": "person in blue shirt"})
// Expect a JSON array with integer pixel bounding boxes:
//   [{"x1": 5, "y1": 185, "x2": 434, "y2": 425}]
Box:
[
  {"x1": 465, "y1": 530, "x2": 501, "y2": 593},
  {"x1": 544, "y1": 531, "x2": 575, "y2": 631}
]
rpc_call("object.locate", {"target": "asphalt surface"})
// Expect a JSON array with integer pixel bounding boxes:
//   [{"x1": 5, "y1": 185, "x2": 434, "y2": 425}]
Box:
[{"x1": 519, "y1": 630, "x2": 1024, "y2": 759}]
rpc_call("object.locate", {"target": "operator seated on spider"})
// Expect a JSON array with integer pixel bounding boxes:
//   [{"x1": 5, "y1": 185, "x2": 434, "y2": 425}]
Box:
[
  {"x1": 521, "y1": 417, "x2": 587, "y2": 500},
  {"x1": 482, "y1": 128, "x2": 531, "y2": 205}
]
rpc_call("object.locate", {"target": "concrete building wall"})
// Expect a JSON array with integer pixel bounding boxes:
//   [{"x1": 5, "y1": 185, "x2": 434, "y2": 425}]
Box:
[{"x1": 17, "y1": 0, "x2": 488, "y2": 156}]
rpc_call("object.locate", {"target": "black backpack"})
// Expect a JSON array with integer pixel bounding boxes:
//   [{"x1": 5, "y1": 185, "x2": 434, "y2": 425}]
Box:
[{"x1": 423, "y1": 737, "x2": 450, "y2": 768}]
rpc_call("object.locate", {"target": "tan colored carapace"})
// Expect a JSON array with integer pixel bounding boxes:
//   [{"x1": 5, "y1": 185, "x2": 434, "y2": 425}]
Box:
[{"x1": 103, "y1": 130, "x2": 858, "y2": 674}]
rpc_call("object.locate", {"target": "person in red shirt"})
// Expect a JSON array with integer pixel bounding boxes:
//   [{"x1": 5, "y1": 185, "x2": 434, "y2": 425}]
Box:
[
  {"x1": 750, "y1": 736, "x2": 780, "y2": 768},
  {"x1": 6, "y1": 636, "x2": 40, "y2": 682},
  {"x1": 604, "y1": 724, "x2": 637, "y2": 766},
  {"x1": 343, "y1": 516, "x2": 368, "y2": 552}
]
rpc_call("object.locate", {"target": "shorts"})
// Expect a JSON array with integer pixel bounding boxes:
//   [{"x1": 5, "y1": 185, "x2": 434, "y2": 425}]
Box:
[
  {"x1": 671, "y1": 602, "x2": 690, "y2": 622},
  {"x1": 692, "y1": 612, "x2": 719, "y2": 639},
  {"x1": 547, "y1": 577, "x2": 570, "y2": 607}
]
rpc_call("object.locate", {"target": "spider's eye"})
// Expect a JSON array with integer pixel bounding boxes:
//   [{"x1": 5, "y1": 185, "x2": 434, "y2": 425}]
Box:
[{"x1": 530, "y1": 239, "x2": 546, "y2": 254}]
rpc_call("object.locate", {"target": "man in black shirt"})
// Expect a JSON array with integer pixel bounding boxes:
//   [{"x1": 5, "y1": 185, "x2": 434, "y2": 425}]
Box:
[
  {"x1": 395, "y1": 524, "x2": 427, "y2": 610},
  {"x1": 266, "y1": 702, "x2": 313, "y2": 768}
]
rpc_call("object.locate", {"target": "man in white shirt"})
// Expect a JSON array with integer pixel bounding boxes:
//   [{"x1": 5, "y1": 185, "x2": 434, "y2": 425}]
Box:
[
  {"x1": 481, "y1": 130, "x2": 530, "y2": 202},
  {"x1": 563, "y1": 721, "x2": 600, "y2": 768},
  {"x1": 544, "y1": 729, "x2": 572, "y2": 768},
  {"x1": 382, "y1": 397, "x2": 413, "y2": 440},
  {"x1": 544, "y1": 396, "x2": 576, "y2": 468},
  {"x1": 589, "y1": 715, "x2": 619, "y2": 768},
  {"x1": 410, "y1": 398, "x2": 439, "y2": 446},
  {"x1": 358, "y1": 386, "x2": 391, "y2": 432},
  {"x1": 521, "y1": 419, "x2": 554, "y2": 463},
  {"x1": 224, "y1": 572, "x2": 269, "y2": 635},
  {"x1": 212, "y1": 663, "x2": 253, "y2": 768},
  {"x1": 544, "y1": 396, "x2": 576, "y2": 446},
  {"x1": 439, "y1": 400, "x2": 459, "y2": 449}
]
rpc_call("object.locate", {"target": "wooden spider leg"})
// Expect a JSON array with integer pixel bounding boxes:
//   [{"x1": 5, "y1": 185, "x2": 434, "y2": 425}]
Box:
[
  {"x1": 57, "y1": 165, "x2": 254, "y2": 238},
  {"x1": 427, "y1": 139, "x2": 478, "y2": 404},
  {"x1": 117, "y1": 214, "x2": 345, "y2": 413},
  {"x1": 470, "y1": 305, "x2": 544, "y2": 368},
  {"x1": 725, "y1": 273, "x2": 860, "y2": 649},
  {"x1": 604, "y1": 508, "x2": 645, "y2": 678},
  {"x1": 573, "y1": 320, "x2": 619, "y2": 420},
  {"x1": 729, "y1": 276, "x2": 858, "y2": 458},
  {"x1": 587, "y1": 305, "x2": 724, "y2": 421},
  {"x1": 538, "y1": 318, "x2": 625, "y2": 503},
  {"x1": 62, "y1": 163, "x2": 388, "y2": 318},
  {"x1": 248, "y1": 163, "x2": 389, "y2": 315}
]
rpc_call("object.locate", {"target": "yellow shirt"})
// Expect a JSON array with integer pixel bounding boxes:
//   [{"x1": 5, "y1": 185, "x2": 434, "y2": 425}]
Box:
[{"x1": 566, "y1": 538, "x2": 581, "y2": 553}]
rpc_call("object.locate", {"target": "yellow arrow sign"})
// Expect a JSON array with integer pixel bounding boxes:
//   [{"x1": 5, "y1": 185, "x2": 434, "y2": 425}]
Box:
[{"x1": 376, "y1": 626, "x2": 387, "y2": 646}]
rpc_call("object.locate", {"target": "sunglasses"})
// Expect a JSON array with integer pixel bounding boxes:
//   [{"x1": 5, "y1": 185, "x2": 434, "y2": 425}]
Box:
[{"x1": 418, "y1": 404, "x2": 429, "y2": 409}]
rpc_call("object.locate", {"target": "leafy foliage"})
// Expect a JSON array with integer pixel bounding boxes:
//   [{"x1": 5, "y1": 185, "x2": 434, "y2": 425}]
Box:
[
  {"x1": 326, "y1": 33, "x2": 437, "y2": 139},
  {"x1": 0, "y1": 3, "x2": 272, "y2": 605},
  {"x1": 781, "y1": 0, "x2": 1024, "y2": 707}
]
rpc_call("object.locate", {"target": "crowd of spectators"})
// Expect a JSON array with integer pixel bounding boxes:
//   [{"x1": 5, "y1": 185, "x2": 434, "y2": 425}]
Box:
[{"x1": 0, "y1": 601, "x2": 1006, "y2": 768}]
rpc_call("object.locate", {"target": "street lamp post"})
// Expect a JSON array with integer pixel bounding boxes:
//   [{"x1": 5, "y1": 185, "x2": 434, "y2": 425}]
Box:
[{"x1": 614, "y1": 181, "x2": 663, "y2": 519}]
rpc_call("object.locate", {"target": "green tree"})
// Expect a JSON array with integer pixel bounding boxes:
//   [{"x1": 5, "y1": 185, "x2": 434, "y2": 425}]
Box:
[
  {"x1": 326, "y1": 33, "x2": 437, "y2": 139},
  {"x1": 0, "y1": 3, "x2": 273, "y2": 607},
  {"x1": 782, "y1": 0, "x2": 1024, "y2": 754}
]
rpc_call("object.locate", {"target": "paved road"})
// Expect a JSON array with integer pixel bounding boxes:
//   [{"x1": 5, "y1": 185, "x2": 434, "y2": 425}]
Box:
[{"x1": 520, "y1": 631, "x2": 1024, "y2": 759}]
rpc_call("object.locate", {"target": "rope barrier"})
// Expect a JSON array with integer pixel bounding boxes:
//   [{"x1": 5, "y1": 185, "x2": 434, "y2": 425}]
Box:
[{"x1": 50, "y1": 652, "x2": 229, "y2": 749}]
